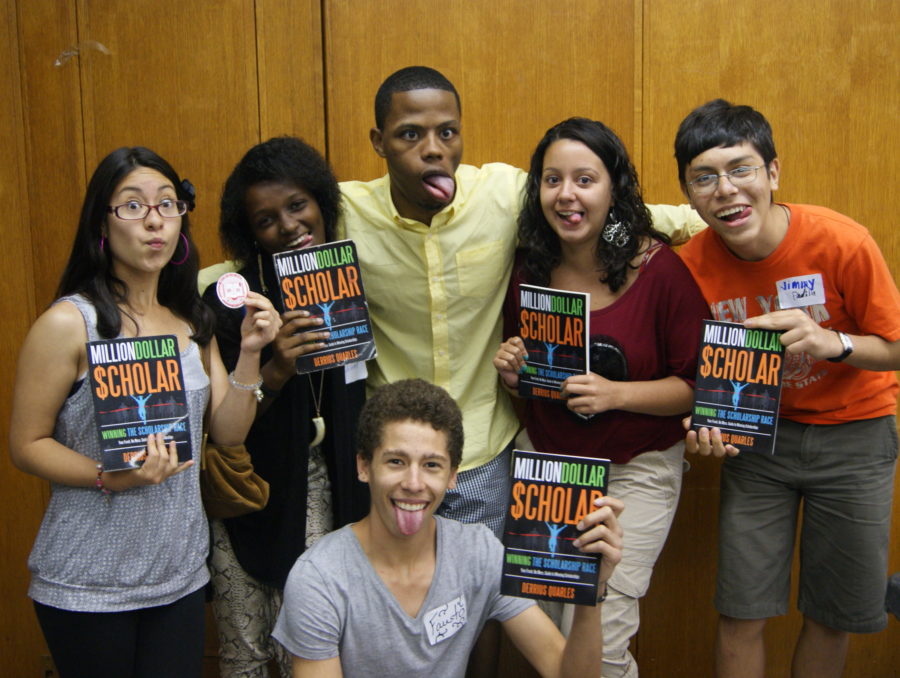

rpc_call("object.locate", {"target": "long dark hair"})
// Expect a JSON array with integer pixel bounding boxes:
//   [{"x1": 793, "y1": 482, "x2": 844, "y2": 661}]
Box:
[
  {"x1": 518, "y1": 117, "x2": 669, "y2": 292},
  {"x1": 219, "y1": 136, "x2": 341, "y2": 266},
  {"x1": 56, "y1": 146, "x2": 213, "y2": 342}
]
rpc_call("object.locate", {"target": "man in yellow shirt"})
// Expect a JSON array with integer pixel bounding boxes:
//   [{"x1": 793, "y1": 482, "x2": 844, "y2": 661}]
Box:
[{"x1": 339, "y1": 66, "x2": 705, "y2": 535}]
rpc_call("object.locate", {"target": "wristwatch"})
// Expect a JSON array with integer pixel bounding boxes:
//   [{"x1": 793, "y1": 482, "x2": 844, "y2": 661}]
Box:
[{"x1": 827, "y1": 330, "x2": 854, "y2": 363}]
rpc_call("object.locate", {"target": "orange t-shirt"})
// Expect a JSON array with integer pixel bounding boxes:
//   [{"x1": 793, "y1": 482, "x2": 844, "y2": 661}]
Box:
[{"x1": 680, "y1": 203, "x2": 900, "y2": 424}]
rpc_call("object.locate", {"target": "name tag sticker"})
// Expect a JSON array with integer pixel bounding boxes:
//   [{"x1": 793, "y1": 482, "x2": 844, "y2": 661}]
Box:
[
  {"x1": 423, "y1": 595, "x2": 467, "y2": 646},
  {"x1": 776, "y1": 274, "x2": 825, "y2": 309}
]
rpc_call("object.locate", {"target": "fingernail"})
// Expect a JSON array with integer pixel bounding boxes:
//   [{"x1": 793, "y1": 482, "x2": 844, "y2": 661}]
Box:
[{"x1": 517, "y1": 364, "x2": 525, "y2": 374}]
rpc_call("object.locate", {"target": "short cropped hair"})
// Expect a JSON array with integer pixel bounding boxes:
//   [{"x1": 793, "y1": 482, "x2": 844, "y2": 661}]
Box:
[
  {"x1": 356, "y1": 379, "x2": 464, "y2": 468},
  {"x1": 219, "y1": 136, "x2": 341, "y2": 265},
  {"x1": 374, "y1": 66, "x2": 460, "y2": 129},
  {"x1": 674, "y1": 99, "x2": 777, "y2": 183}
]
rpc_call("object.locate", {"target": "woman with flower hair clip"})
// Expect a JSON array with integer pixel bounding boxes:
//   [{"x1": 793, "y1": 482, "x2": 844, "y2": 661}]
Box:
[{"x1": 10, "y1": 146, "x2": 280, "y2": 678}]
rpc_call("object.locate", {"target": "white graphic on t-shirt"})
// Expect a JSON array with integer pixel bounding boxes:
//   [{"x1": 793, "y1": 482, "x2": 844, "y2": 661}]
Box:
[{"x1": 423, "y1": 595, "x2": 467, "y2": 646}]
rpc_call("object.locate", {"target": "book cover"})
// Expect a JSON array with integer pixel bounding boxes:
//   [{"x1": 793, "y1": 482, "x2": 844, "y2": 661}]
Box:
[
  {"x1": 501, "y1": 449, "x2": 610, "y2": 606},
  {"x1": 691, "y1": 319, "x2": 785, "y2": 454},
  {"x1": 86, "y1": 335, "x2": 191, "y2": 471},
  {"x1": 516, "y1": 284, "x2": 590, "y2": 401},
  {"x1": 273, "y1": 240, "x2": 377, "y2": 374}
]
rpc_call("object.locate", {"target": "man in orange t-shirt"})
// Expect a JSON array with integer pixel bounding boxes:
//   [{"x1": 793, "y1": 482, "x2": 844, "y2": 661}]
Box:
[{"x1": 676, "y1": 99, "x2": 900, "y2": 678}]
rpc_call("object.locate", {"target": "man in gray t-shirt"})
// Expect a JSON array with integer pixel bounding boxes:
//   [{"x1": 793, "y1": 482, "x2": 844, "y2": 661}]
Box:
[{"x1": 273, "y1": 379, "x2": 624, "y2": 678}]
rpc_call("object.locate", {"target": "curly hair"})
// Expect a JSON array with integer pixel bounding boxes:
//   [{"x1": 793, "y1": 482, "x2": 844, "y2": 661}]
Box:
[
  {"x1": 518, "y1": 117, "x2": 669, "y2": 292},
  {"x1": 219, "y1": 136, "x2": 341, "y2": 265},
  {"x1": 56, "y1": 146, "x2": 213, "y2": 342},
  {"x1": 356, "y1": 379, "x2": 464, "y2": 468}
]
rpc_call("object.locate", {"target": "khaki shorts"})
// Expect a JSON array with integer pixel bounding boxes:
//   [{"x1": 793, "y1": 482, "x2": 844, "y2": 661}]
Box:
[{"x1": 715, "y1": 415, "x2": 898, "y2": 633}]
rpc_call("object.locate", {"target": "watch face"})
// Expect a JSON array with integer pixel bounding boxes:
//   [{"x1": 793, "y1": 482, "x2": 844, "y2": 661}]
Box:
[{"x1": 830, "y1": 331, "x2": 853, "y2": 362}]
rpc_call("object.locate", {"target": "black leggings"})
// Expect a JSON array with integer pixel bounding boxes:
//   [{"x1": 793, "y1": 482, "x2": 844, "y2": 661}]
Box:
[{"x1": 34, "y1": 587, "x2": 205, "y2": 678}]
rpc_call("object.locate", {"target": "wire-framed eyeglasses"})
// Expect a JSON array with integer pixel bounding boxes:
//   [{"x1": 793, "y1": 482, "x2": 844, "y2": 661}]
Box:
[{"x1": 686, "y1": 166, "x2": 764, "y2": 196}]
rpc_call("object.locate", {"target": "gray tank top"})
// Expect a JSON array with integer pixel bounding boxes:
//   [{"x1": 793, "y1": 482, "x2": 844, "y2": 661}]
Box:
[{"x1": 27, "y1": 295, "x2": 210, "y2": 612}]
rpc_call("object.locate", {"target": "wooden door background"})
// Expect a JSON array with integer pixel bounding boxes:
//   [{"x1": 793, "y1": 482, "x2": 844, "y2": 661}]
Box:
[{"x1": 1, "y1": 1, "x2": 897, "y2": 676}]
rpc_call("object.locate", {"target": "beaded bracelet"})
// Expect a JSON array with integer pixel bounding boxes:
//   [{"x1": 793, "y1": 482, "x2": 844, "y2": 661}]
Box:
[
  {"x1": 95, "y1": 463, "x2": 111, "y2": 503},
  {"x1": 228, "y1": 371, "x2": 264, "y2": 402}
]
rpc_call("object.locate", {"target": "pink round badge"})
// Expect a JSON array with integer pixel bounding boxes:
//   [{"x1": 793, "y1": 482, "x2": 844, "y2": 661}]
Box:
[{"x1": 216, "y1": 272, "x2": 249, "y2": 309}]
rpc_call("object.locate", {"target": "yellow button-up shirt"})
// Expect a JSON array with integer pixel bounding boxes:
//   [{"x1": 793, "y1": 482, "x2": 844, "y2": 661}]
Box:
[{"x1": 340, "y1": 162, "x2": 704, "y2": 472}]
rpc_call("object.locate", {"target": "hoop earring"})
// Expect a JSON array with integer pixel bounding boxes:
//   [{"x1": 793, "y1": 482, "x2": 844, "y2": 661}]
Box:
[
  {"x1": 99, "y1": 235, "x2": 107, "y2": 254},
  {"x1": 601, "y1": 210, "x2": 631, "y2": 248},
  {"x1": 170, "y1": 232, "x2": 190, "y2": 266}
]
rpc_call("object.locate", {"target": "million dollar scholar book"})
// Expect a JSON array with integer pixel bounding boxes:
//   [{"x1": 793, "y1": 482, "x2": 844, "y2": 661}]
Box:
[
  {"x1": 516, "y1": 284, "x2": 590, "y2": 401},
  {"x1": 273, "y1": 239, "x2": 376, "y2": 374},
  {"x1": 501, "y1": 449, "x2": 610, "y2": 605},
  {"x1": 691, "y1": 319, "x2": 785, "y2": 454},
  {"x1": 86, "y1": 334, "x2": 191, "y2": 471}
]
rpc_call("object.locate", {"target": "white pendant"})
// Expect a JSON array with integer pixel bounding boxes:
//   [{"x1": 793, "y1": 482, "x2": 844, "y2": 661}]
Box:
[{"x1": 310, "y1": 415, "x2": 326, "y2": 447}]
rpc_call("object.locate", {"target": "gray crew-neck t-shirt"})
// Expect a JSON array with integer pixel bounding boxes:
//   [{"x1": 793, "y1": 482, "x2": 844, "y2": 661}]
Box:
[{"x1": 273, "y1": 516, "x2": 534, "y2": 677}]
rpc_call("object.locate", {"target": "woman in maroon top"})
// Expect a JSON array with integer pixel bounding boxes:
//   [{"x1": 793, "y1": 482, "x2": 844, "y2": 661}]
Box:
[{"x1": 494, "y1": 117, "x2": 709, "y2": 678}]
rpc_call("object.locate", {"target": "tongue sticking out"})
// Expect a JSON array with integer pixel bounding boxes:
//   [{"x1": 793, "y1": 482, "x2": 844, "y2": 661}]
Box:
[
  {"x1": 423, "y1": 175, "x2": 455, "y2": 202},
  {"x1": 394, "y1": 502, "x2": 427, "y2": 536},
  {"x1": 720, "y1": 207, "x2": 751, "y2": 223},
  {"x1": 563, "y1": 212, "x2": 583, "y2": 225}
]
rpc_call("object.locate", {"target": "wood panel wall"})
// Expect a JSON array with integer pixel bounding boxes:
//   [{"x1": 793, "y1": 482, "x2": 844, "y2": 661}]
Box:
[
  {"x1": 2, "y1": 1, "x2": 897, "y2": 676},
  {"x1": 324, "y1": 0, "x2": 638, "y2": 181}
]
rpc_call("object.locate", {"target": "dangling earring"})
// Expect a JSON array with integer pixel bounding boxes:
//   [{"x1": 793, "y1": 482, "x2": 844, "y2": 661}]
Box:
[
  {"x1": 602, "y1": 209, "x2": 631, "y2": 248},
  {"x1": 99, "y1": 235, "x2": 107, "y2": 254},
  {"x1": 170, "y1": 232, "x2": 190, "y2": 266},
  {"x1": 257, "y1": 248, "x2": 269, "y2": 294}
]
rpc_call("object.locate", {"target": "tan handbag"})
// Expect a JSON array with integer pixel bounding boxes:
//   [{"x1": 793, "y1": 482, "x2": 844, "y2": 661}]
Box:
[{"x1": 198, "y1": 345, "x2": 270, "y2": 519}]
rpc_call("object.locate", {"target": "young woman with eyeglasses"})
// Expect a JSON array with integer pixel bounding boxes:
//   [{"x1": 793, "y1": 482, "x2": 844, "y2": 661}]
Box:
[{"x1": 9, "y1": 147, "x2": 280, "y2": 678}]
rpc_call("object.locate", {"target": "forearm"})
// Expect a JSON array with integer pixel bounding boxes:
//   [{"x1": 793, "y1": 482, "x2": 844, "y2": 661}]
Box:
[
  {"x1": 835, "y1": 333, "x2": 900, "y2": 371},
  {"x1": 646, "y1": 203, "x2": 706, "y2": 245},
  {"x1": 559, "y1": 604, "x2": 603, "y2": 678},
  {"x1": 11, "y1": 438, "x2": 100, "y2": 487},
  {"x1": 209, "y1": 348, "x2": 263, "y2": 445},
  {"x1": 618, "y1": 375, "x2": 694, "y2": 416}
]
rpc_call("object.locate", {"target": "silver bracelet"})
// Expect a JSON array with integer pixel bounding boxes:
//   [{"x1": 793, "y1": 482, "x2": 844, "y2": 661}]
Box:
[{"x1": 228, "y1": 372, "x2": 264, "y2": 402}]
